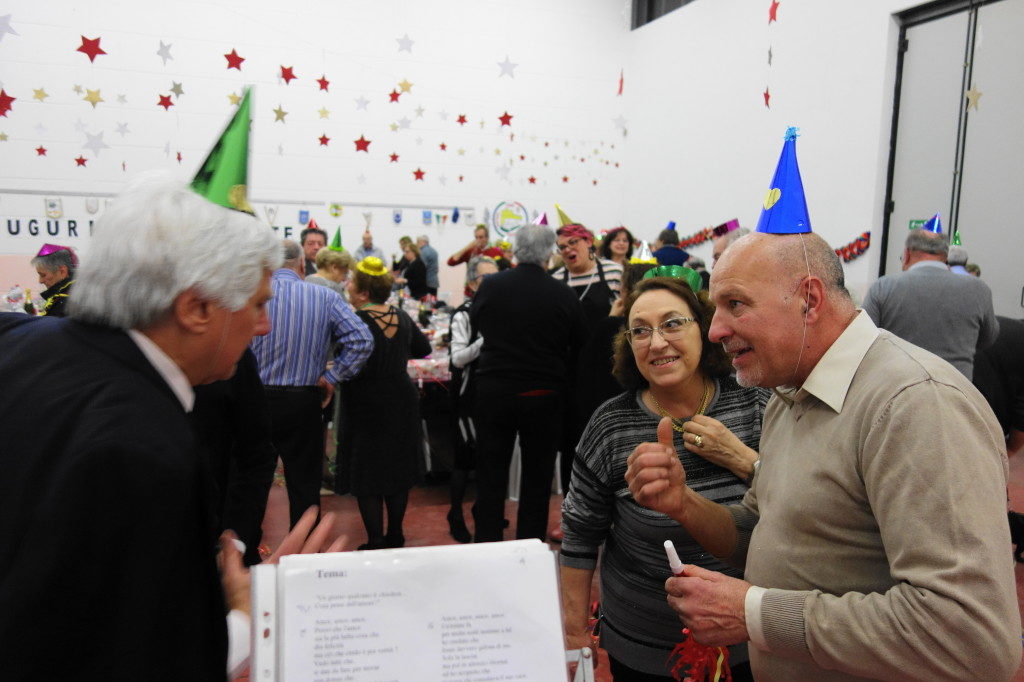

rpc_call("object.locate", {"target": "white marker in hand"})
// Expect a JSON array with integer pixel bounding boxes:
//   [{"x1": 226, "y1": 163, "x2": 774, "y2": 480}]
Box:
[{"x1": 664, "y1": 540, "x2": 685, "y2": 577}]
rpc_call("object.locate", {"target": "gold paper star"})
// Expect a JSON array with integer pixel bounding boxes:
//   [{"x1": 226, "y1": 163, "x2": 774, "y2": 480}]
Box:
[
  {"x1": 0, "y1": 132, "x2": 8, "y2": 141},
  {"x1": 389, "y1": 122, "x2": 399, "y2": 132},
  {"x1": 170, "y1": 82, "x2": 184, "y2": 97},
  {"x1": 33, "y1": 88, "x2": 49, "y2": 102},
  {"x1": 273, "y1": 105, "x2": 288, "y2": 122},
  {"x1": 398, "y1": 79, "x2": 413, "y2": 93},
  {"x1": 318, "y1": 107, "x2": 330, "y2": 119},
  {"x1": 83, "y1": 89, "x2": 104, "y2": 108},
  {"x1": 227, "y1": 91, "x2": 241, "y2": 106},
  {"x1": 965, "y1": 86, "x2": 982, "y2": 110},
  {"x1": 457, "y1": 148, "x2": 465, "y2": 156},
  {"x1": 494, "y1": 148, "x2": 501, "y2": 155},
  {"x1": 72, "y1": 84, "x2": 83, "y2": 94}
]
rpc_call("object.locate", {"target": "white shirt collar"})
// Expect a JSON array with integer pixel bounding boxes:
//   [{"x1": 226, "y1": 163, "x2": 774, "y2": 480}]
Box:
[
  {"x1": 909, "y1": 260, "x2": 948, "y2": 271},
  {"x1": 775, "y1": 310, "x2": 879, "y2": 413},
  {"x1": 127, "y1": 329, "x2": 195, "y2": 412}
]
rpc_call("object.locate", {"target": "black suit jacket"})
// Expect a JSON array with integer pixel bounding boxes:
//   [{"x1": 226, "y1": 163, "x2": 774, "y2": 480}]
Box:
[{"x1": 0, "y1": 314, "x2": 227, "y2": 681}]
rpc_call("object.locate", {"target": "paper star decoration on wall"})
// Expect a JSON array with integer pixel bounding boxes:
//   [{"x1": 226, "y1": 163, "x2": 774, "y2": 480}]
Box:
[
  {"x1": 83, "y1": 89, "x2": 104, "y2": 108},
  {"x1": 36, "y1": 145, "x2": 46, "y2": 156},
  {"x1": 77, "y1": 36, "x2": 106, "y2": 62},
  {"x1": 0, "y1": 14, "x2": 19, "y2": 43},
  {"x1": 0, "y1": 89, "x2": 15, "y2": 117},
  {"x1": 273, "y1": 105, "x2": 288, "y2": 122},
  {"x1": 156, "y1": 41, "x2": 173, "y2": 65},
  {"x1": 83, "y1": 131, "x2": 109, "y2": 156},
  {"x1": 389, "y1": 89, "x2": 401, "y2": 103},
  {"x1": 33, "y1": 88, "x2": 48, "y2": 102},
  {"x1": 35, "y1": 123, "x2": 46, "y2": 134},
  {"x1": 414, "y1": 105, "x2": 425, "y2": 118},
  {"x1": 117, "y1": 94, "x2": 127, "y2": 104},
  {"x1": 769, "y1": 0, "x2": 780, "y2": 23},
  {"x1": 355, "y1": 95, "x2": 370, "y2": 110},
  {"x1": 768, "y1": 47, "x2": 773, "y2": 65},
  {"x1": 562, "y1": 175, "x2": 569, "y2": 183},
  {"x1": 75, "y1": 155, "x2": 88, "y2": 166},
  {"x1": 115, "y1": 122, "x2": 130, "y2": 137},
  {"x1": 497, "y1": 55, "x2": 518, "y2": 78},
  {"x1": 224, "y1": 49, "x2": 245, "y2": 70},
  {"x1": 965, "y1": 86, "x2": 982, "y2": 110},
  {"x1": 413, "y1": 167, "x2": 425, "y2": 180},
  {"x1": 439, "y1": 142, "x2": 447, "y2": 151},
  {"x1": 398, "y1": 116, "x2": 411, "y2": 129},
  {"x1": 456, "y1": 114, "x2": 467, "y2": 126},
  {"x1": 73, "y1": 85, "x2": 83, "y2": 94},
  {"x1": 319, "y1": 134, "x2": 331, "y2": 146},
  {"x1": 227, "y1": 91, "x2": 241, "y2": 105},
  {"x1": 318, "y1": 107, "x2": 330, "y2": 119},
  {"x1": 498, "y1": 111, "x2": 513, "y2": 127},
  {"x1": 157, "y1": 94, "x2": 174, "y2": 110},
  {"x1": 528, "y1": 176, "x2": 536, "y2": 184},
  {"x1": 176, "y1": 151, "x2": 183, "y2": 163},
  {"x1": 398, "y1": 79, "x2": 413, "y2": 93},
  {"x1": 280, "y1": 66, "x2": 296, "y2": 84},
  {"x1": 354, "y1": 135, "x2": 371, "y2": 152},
  {"x1": 389, "y1": 153, "x2": 399, "y2": 162},
  {"x1": 317, "y1": 75, "x2": 330, "y2": 91},
  {"x1": 74, "y1": 118, "x2": 88, "y2": 133},
  {"x1": 170, "y1": 82, "x2": 184, "y2": 97},
  {"x1": 389, "y1": 122, "x2": 399, "y2": 132},
  {"x1": 0, "y1": 132, "x2": 8, "y2": 141},
  {"x1": 438, "y1": 111, "x2": 449, "y2": 121},
  {"x1": 396, "y1": 34, "x2": 414, "y2": 52},
  {"x1": 439, "y1": 175, "x2": 447, "y2": 186}
]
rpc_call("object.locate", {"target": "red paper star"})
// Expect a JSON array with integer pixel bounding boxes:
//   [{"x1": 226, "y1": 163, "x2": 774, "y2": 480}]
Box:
[
  {"x1": 528, "y1": 176, "x2": 536, "y2": 184},
  {"x1": 456, "y1": 114, "x2": 468, "y2": 126},
  {"x1": 319, "y1": 134, "x2": 331, "y2": 147},
  {"x1": 389, "y1": 153, "x2": 399, "y2": 163},
  {"x1": 519, "y1": 154, "x2": 526, "y2": 161},
  {"x1": 354, "y1": 135, "x2": 371, "y2": 152},
  {"x1": 562, "y1": 176, "x2": 569, "y2": 183},
  {"x1": 388, "y1": 89, "x2": 401, "y2": 103},
  {"x1": 224, "y1": 49, "x2": 245, "y2": 70},
  {"x1": 280, "y1": 66, "x2": 296, "y2": 84},
  {"x1": 176, "y1": 151, "x2": 183, "y2": 164},
  {"x1": 763, "y1": 87, "x2": 771, "y2": 108},
  {"x1": 157, "y1": 94, "x2": 174, "y2": 110},
  {"x1": 768, "y1": 0, "x2": 780, "y2": 23},
  {"x1": 413, "y1": 167, "x2": 425, "y2": 181},
  {"x1": 35, "y1": 146, "x2": 47, "y2": 156},
  {"x1": 77, "y1": 36, "x2": 107, "y2": 63},
  {"x1": 458, "y1": 175, "x2": 464, "y2": 182},
  {"x1": 580, "y1": 157, "x2": 586, "y2": 163},
  {"x1": 498, "y1": 111, "x2": 513, "y2": 127},
  {"x1": 316, "y1": 75, "x2": 330, "y2": 91},
  {"x1": 439, "y1": 142, "x2": 447, "y2": 151},
  {"x1": 0, "y1": 89, "x2": 14, "y2": 117},
  {"x1": 74, "y1": 155, "x2": 87, "y2": 167},
  {"x1": 592, "y1": 179, "x2": 598, "y2": 186}
]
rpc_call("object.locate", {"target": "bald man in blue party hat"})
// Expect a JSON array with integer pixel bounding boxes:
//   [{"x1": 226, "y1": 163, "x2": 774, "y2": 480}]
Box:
[{"x1": 625, "y1": 127, "x2": 1019, "y2": 681}]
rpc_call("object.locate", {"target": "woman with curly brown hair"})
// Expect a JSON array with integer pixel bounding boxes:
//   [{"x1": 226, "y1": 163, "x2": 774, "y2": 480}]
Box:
[{"x1": 559, "y1": 272, "x2": 768, "y2": 681}]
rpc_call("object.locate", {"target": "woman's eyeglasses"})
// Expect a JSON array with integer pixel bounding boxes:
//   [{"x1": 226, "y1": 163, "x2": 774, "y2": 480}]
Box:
[{"x1": 625, "y1": 316, "x2": 697, "y2": 345}]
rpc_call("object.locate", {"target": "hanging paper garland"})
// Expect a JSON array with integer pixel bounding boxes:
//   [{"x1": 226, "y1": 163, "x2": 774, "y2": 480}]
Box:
[
  {"x1": 834, "y1": 231, "x2": 870, "y2": 263},
  {"x1": 678, "y1": 227, "x2": 715, "y2": 249}
]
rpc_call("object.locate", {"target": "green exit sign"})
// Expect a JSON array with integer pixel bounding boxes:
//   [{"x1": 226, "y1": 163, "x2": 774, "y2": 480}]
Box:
[{"x1": 908, "y1": 219, "x2": 926, "y2": 230}]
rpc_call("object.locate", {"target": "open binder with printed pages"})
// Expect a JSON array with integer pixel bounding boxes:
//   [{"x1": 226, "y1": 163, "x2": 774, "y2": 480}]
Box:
[{"x1": 251, "y1": 539, "x2": 573, "y2": 681}]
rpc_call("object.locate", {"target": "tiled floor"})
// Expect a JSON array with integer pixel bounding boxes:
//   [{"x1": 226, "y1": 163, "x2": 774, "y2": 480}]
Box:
[{"x1": 251, "y1": 452, "x2": 1024, "y2": 681}]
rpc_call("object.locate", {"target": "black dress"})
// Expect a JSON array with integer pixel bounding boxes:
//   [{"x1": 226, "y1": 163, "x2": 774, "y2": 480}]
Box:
[
  {"x1": 403, "y1": 257, "x2": 429, "y2": 299},
  {"x1": 337, "y1": 306, "x2": 432, "y2": 495}
]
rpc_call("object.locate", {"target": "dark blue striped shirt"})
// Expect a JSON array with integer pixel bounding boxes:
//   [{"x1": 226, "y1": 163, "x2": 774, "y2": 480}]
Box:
[{"x1": 250, "y1": 269, "x2": 373, "y2": 386}]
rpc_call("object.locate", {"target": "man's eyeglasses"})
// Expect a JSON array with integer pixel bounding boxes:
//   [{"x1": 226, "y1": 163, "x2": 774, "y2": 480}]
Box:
[{"x1": 625, "y1": 317, "x2": 697, "y2": 345}]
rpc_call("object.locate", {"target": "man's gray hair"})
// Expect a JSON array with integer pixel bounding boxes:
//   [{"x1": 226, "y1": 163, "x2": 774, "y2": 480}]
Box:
[
  {"x1": 31, "y1": 249, "x2": 76, "y2": 276},
  {"x1": 70, "y1": 172, "x2": 282, "y2": 329},
  {"x1": 947, "y1": 245, "x2": 968, "y2": 266},
  {"x1": 905, "y1": 229, "x2": 949, "y2": 257},
  {"x1": 281, "y1": 239, "x2": 302, "y2": 264},
  {"x1": 416, "y1": 234, "x2": 429, "y2": 245},
  {"x1": 466, "y1": 255, "x2": 497, "y2": 284},
  {"x1": 512, "y1": 224, "x2": 555, "y2": 266}
]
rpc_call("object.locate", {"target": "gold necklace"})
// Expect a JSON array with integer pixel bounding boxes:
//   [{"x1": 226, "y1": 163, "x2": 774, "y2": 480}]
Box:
[{"x1": 649, "y1": 380, "x2": 712, "y2": 434}]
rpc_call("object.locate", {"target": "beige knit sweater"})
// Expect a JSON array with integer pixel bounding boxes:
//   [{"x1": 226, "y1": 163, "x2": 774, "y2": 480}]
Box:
[{"x1": 727, "y1": 313, "x2": 1020, "y2": 681}]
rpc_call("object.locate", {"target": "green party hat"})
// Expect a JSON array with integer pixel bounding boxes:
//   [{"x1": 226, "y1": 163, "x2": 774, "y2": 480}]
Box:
[
  {"x1": 191, "y1": 87, "x2": 253, "y2": 214},
  {"x1": 329, "y1": 227, "x2": 344, "y2": 251}
]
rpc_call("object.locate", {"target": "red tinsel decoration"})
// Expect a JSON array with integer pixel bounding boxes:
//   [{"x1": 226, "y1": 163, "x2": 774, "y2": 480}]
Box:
[
  {"x1": 668, "y1": 628, "x2": 732, "y2": 682},
  {"x1": 835, "y1": 231, "x2": 870, "y2": 263}
]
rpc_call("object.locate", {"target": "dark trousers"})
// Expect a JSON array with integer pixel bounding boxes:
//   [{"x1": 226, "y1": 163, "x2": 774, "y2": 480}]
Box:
[
  {"x1": 265, "y1": 386, "x2": 323, "y2": 528},
  {"x1": 472, "y1": 390, "x2": 563, "y2": 542}
]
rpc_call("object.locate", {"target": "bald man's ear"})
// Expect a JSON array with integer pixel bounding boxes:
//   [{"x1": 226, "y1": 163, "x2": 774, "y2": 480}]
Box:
[
  {"x1": 172, "y1": 288, "x2": 218, "y2": 335},
  {"x1": 802, "y1": 277, "x2": 826, "y2": 324}
]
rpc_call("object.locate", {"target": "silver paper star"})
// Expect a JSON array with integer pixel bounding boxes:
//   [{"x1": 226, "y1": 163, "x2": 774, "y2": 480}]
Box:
[
  {"x1": 357, "y1": 174, "x2": 367, "y2": 184},
  {"x1": 497, "y1": 55, "x2": 518, "y2": 78},
  {"x1": 74, "y1": 119, "x2": 88, "y2": 133},
  {"x1": 495, "y1": 166, "x2": 511, "y2": 180},
  {"x1": 83, "y1": 131, "x2": 110, "y2": 156},
  {"x1": 34, "y1": 123, "x2": 47, "y2": 135},
  {"x1": 768, "y1": 46, "x2": 773, "y2": 66},
  {"x1": 415, "y1": 137, "x2": 423, "y2": 146},
  {"x1": 354, "y1": 95, "x2": 370, "y2": 110},
  {"x1": 395, "y1": 33, "x2": 414, "y2": 53},
  {"x1": 115, "y1": 122, "x2": 130, "y2": 137},
  {"x1": 398, "y1": 116, "x2": 411, "y2": 129},
  {"x1": 156, "y1": 40, "x2": 173, "y2": 66},
  {"x1": 0, "y1": 14, "x2": 19, "y2": 43},
  {"x1": 117, "y1": 94, "x2": 127, "y2": 104},
  {"x1": 438, "y1": 110, "x2": 449, "y2": 121},
  {"x1": 612, "y1": 115, "x2": 628, "y2": 130},
  {"x1": 438, "y1": 174, "x2": 448, "y2": 186},
  {"x1": 414, "y1": 105, "x2": 425, "y2": 118},
  {"x1": 164, "y1": 141, "x2": 171, "y2": 157}
]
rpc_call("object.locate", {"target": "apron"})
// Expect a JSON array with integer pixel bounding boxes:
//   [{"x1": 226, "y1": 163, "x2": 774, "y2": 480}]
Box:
[{"x1": 562, "y1": 258, "x2": 616, "y2": 332}]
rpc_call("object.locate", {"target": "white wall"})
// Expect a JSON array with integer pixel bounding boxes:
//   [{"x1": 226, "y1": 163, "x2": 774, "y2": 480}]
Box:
[
  {"x1": 622, "y1": 0, "x2": 915, "y2": 299},
  {"x1": 0, "y1": 0, "x2": 629, "y2": 299}
]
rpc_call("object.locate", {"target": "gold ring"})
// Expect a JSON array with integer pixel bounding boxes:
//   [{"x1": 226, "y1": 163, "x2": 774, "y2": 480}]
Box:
[{"x1": 694, "y1": 435, "x2": 703, "y2": 448}]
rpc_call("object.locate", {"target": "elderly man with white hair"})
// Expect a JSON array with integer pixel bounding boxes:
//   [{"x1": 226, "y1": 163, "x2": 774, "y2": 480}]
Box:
[{"x1": 0, "y1": 173, "x2": 282, "y2": 680}]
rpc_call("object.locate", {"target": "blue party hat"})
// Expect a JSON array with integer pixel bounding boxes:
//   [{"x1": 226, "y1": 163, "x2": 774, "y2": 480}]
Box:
[
  {"x1": 755, "y1": 127, "x2": 812, "y2": 234},
  {"x1": 922, "y1": 213, "x2": 942, "y2": 234},
  {"x1": 666, "y1": 221, "x2": 677, "y2": 231}
]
